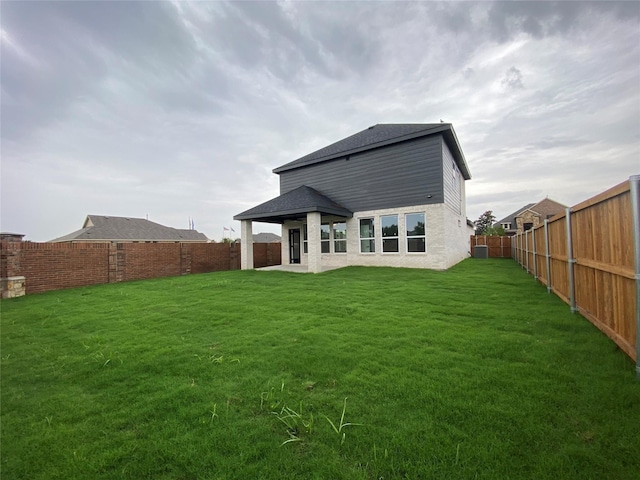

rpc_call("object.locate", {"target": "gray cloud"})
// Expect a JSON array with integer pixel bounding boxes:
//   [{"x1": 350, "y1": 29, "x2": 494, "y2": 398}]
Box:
[
  {"x1": 486, "y1": 0, "x2": 640, "y2": 42},
  {"x1": 501, "y1": 66, "x2": 524, "y2": 90},
  {"x1": 0, "y1": 1, "x2": 197, "y2": 141}
]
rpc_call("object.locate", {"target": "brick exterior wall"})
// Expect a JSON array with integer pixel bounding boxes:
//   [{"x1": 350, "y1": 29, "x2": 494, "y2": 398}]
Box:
[
  {"x1": 0, "y1": 240, "x2": 279, "y2": 296},
  {"x1": 282, "y1": 203, "x2": 470, "y2": 270}
]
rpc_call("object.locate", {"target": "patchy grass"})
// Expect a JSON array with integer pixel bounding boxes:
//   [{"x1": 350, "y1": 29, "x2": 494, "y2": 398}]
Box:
[{"x1": 1, "y1": 259, "x2": 638, "y2": 479}]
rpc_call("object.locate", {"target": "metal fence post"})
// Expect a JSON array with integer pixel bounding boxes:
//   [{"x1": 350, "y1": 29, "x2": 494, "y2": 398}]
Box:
[
  {"x1": 525, "y1": 231, "x2": 529, "y2": 273},
  {"x1": 544, "y1": 219, "x2": 551, "y2": 294},
  {"x1": 532, "y1": 226, "x2": 538, "y2": 280},
  {"x1": 566, "y1": 207, "x2": 577, "y2": 313},
  {"x1": 629, "y1": 175, "x2": 640, "y2": 378}
]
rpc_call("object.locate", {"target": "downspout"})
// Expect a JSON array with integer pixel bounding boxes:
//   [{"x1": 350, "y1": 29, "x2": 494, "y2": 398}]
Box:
[
  {"x1": 566, "y1": 207, "x2": 577, "y2": 313},
  {"x1": 629, "y1": 175, "x2": 640, "y2": 378},
  {"x1": 544, "y1": 219, "x2": 551, "y2": 294}
]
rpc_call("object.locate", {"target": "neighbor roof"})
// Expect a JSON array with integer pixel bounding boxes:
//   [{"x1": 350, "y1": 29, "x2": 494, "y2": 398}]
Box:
[
  {"x1": 253, "y1": 232, "x2": 281, "y2": 243},
  {"x1": 495, "y1": 198, "x2": 567, "y2": 229},
  {"x1": 273, "y1": 123, "x2": 471, "y2": 180},
  {"x1": 50, "y1": 215, "x2": 209, "y2": 242},
  {"x1": 495, "y1": 203, "x2": 535, "y2": 229},
  {"x1": 234, "y1": 185, "x2": 352, "y2": 223}
]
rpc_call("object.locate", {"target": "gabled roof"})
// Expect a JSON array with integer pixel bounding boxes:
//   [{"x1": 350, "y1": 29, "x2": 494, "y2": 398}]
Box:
[
  {"x1": 234, "y1": 185, "x2": 352, "y2": 224},
  {"x1": 527, "y1": 198, "x2": 567, "y2": 219},
  {"x1": 253, "y1": 232, "x2": 281, "y2": 243},
  {"x1": 50, "y1": 215, "x2": 209, "y2": 242},
  {"x1": 495, "y1": 198, "x2": 567, "y2": 228},
  {"x1": 273, "y1": 123, "x2": 471, "y2": 180},
  {"x1": 495, "y1": 203, "x2": 535, "y2": 227}
]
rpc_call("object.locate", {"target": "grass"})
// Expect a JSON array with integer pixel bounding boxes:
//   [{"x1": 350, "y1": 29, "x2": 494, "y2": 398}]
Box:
[{"x1": 1, "y1": 259, "x2": 639, "y2": 479}]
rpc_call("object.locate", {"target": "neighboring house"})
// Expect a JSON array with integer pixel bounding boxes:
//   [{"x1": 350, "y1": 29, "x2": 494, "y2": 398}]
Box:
[
  {"x1": 494, "y1": 198, "x2": 567, "y2": 235},
  {"x1": 234, "y1": 123, "x2": 473, "y2": 272},
  {"x1": 253, "y1": 232, "x2": 282, "y2": 243},
  {"x1": 50, "y1": 215, "x2": 209, "y2": 243}
]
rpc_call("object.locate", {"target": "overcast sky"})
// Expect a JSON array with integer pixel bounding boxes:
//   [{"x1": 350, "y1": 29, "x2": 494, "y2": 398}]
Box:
[{"x1": 1, "y1": 1, "x2": 638, "y2": 241}]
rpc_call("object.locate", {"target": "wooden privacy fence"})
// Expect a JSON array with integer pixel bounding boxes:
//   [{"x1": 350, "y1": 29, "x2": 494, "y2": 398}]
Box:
[
  {"x1": 470, "y1": 235, "x2": 512, "y2": 258},
  {"x1": 512, "y1": 176, "x2": 640, "y2": 372}
]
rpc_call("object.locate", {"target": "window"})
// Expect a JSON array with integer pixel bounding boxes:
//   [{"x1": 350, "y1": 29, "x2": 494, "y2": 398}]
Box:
[
  {"x1": 333, "y1": 222, "x2": 347, "y2": 253},
  {"x1": 381, "y1": 215, "x2": 399, "y2": 253},
  {"x1": 321, "y1": 223, "x2": 330, "y2": 253},
  {"x1": 406, "y1": 213, "x2": 426, "y2": 252},
  {"x1": 523, "y1": 223, "x2": 533, "y2": 231},
  {"x1": 501, "y1": 222, "x2": 511, "y2": 230},
  {"x1": 302, "y1": 224, "x2": 308, "y2": 253},
  {"x1": 359, "y1": 218, "x2": 375, "y2": 253}
]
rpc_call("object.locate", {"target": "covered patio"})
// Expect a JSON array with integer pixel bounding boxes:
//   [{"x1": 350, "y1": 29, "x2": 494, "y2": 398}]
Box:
[{"x1": 234, "y1": 185, "x2": 352, "y2": 273}]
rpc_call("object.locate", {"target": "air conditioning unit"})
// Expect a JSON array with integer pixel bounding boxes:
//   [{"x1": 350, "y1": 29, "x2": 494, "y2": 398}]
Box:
[{"x1": 474, "y1": 245, "x2": 488, "y2": 259}]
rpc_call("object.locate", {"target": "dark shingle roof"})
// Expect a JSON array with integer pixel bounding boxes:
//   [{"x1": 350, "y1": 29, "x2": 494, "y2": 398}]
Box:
[
  {"x1": 495, "y1": 204, "x2": 535, "y2": 228},
  {"x1": 50, "y1": 215, "x2": 209, "y2": 242},
  {"x1": 494, "y1": 198, "x2": 567, "y2": 230},
  {"x1": 234, "y1": 185, "x2": 352, "y2": 223},
  {"x1": 273, "y1": 123, "x2": 471, "y2": 179}
]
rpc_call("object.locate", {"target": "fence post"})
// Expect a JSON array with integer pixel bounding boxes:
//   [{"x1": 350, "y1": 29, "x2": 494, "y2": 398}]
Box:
[
  {"x1": 565, "y1": 207, "x2": 577, "y2": 313},
  {"x1": 629, "y1": 174, "x2": 640, "y2": 378},
  {"x1": 532, "y1": 227, "x2": 537, "y2": 280},
  {"x1": 544, "y1": 219, "x2": 551, "y2": 294},
  {"x1": 500, "y1": 236, "x2": 504, "y2": 258},
  {"x1": 525, "y1": 231, "x2": 529, "y2": 273}
]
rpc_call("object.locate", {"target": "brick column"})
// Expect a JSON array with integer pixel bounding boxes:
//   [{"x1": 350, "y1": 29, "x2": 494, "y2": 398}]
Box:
[
  {"x1": 1, "y1": 233, "x2": 26, "y2": 298},
  {"x1": 180, "y1": 243, "x2": 192, "y2": 275}
]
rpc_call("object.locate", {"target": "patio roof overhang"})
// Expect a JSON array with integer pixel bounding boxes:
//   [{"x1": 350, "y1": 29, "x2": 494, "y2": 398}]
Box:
[{"x1": 233, "y1": 185, "x2": 353, "y2": 224}]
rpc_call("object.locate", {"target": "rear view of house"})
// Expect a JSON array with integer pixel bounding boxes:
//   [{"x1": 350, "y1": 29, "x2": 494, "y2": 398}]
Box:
[{"x1": 235, "y1": 123, "x2": 472, "y2": 272}]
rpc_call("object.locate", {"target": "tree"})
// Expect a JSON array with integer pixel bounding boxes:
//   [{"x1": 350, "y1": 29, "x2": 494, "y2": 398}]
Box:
[
  {"x1": 474, "y1": 210, "x2": 497, "y2": 235},
  {"x1": 483, "y1": 225, "x2": 506, "y2": 236}
]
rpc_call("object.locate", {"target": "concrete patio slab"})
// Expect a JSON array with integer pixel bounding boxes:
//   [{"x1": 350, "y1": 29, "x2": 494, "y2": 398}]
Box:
[{"x1": 256, "y1": 264, "x2": 342, "y2": 273}]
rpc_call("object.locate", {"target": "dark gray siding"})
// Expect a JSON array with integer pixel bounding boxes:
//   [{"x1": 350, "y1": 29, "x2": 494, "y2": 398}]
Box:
[
  {"x1": 279, "y1": 135, "x2": 444, "y2": 212},
  {"x1": 442, "y1": 140, "x2": 463, "y2": 214}
]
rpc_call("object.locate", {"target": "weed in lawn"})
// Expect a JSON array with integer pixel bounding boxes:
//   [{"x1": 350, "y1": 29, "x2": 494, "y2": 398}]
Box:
[
  {"x1": 260, "y1": 383, "x2": 316, "y2": 446},
  {"x1": 324, "y1": 397, "x2": 363, "y2": 445},
  {"x1": 274, "y1": 403, "x2": 315, "y2": 445},
  {"x1": 209, "y1": 404, "x2": 218, "y2": 423}
]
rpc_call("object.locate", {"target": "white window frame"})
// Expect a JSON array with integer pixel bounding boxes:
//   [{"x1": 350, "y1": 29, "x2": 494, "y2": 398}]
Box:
[
  {"x1": 302, "y1": 224, "x2": 308, "y2": 254},
  {"x1": 381, "y1": 214, "x2": 399, "y2": 254},
  {"x1": 405, "y1": 212, "x2": 426, "y2": 253},
  {"x1": 321, "y1": 223, "x2": 330, "y2": 253},
  {"x1": 333, "y1": 222, "x2": 347, "y2": 254},
  {"x1": 359, "y1": 218, "x2": 375, "y2": 254}
]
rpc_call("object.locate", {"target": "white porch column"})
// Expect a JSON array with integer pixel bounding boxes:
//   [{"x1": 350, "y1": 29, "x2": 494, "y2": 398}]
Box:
[
  {"x1": 307, "y1": 212, "x2": 321, "y2": 273},
  {"x1": 240, "y1": 220, "x2": 253, "y2": 270}
]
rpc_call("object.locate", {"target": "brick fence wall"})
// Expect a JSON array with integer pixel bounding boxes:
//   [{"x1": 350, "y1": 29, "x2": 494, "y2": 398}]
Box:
[{"x1": 0, "y1": 240, "x2": 281, "y2": 296}]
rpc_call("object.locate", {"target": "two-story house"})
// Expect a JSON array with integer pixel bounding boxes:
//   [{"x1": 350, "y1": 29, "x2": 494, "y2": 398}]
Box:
[
  {"x1": 494, "y1": 198, "x2": 567, "y2": 236},
  {"x1": 234, "y1": 123, "x2": 472, "y2": 272}
]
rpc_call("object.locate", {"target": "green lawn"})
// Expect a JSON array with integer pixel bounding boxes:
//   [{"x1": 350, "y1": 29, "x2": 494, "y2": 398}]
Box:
[{"x1": 1, "y1": 259, "x2": 638, "y2": 479}]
